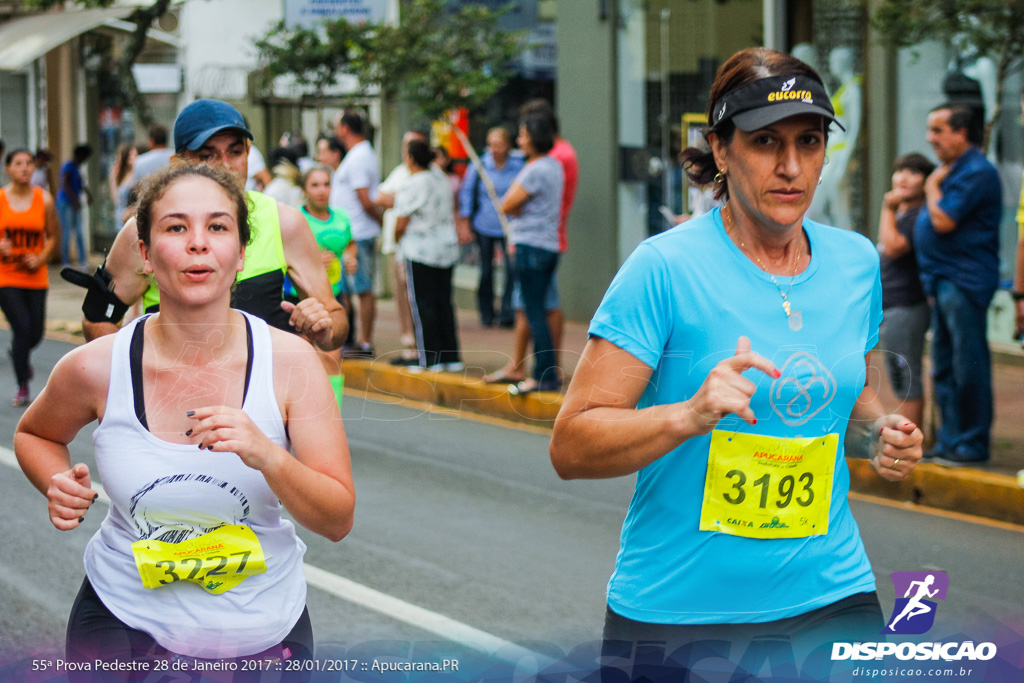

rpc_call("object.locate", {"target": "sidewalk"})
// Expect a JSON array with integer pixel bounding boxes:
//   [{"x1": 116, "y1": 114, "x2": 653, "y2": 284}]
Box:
[{"x1": 40, "y1": 263, "x2": 1024, "y2": 525}]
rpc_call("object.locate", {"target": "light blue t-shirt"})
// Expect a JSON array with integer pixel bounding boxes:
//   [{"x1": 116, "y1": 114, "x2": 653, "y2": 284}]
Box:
[
  {"x1": 590, "y1": 208, "x2": 882, "y2": 624},
  {"x1": 509, "y1": 155, "x2": 563, "y2": 252}
]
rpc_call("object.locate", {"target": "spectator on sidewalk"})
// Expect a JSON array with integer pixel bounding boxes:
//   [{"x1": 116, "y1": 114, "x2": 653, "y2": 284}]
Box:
[
  {"x1": 484, "y1": 101, "x2": 577, "y2": 387},
  {"x1": 245, "y1": 135, "x2": 273, "y2": 193},
  {"x1": 877, "y1": 153, "x2": 934, "y2": 428},
  {"x1": 262, "y1": 146, "x2": 303, "y2": 208},
  {"x1": 30, "y1": 148, "x2": 53, "y2": 192},
  {"x1": 375, "y1": 131, "x2": 428, "y2": 366},
  {"x1": 57, "y1": 144, "x2": 93, "y2": 269},
  {"x1": 331, "y1": 109, "x2": 381, "y2": 359},
  {"x1": 1016, "y1": 189, "x2": 1024, "y2": 347},
  {"x1": 287, "y1": 133, "x2": 316, "y2": 173},
  {"x1": 500, "y1": 111, "x2": 564, "y2": 395},
  {"x1": 109, "y1": 143, "x2": 137, "y2": 227},
  {"x1": 1014, "y1": 89, "x2": 1024, "y2": 349},
  {"x1": 458, "y1": 126, "x2": 523, "y2": 328},
  {"x1": 317, "y1": 135, "x2": 344, "y2": 172},
  {"x1": 393, "y1": 138, "x2": 462, "y2": 372},
  {"x1": 917, "y1": 103, "x2": 1001, "y2": 467},
  {"x1": 132, "y1": 125, "x2": 173, "y2": 187}
]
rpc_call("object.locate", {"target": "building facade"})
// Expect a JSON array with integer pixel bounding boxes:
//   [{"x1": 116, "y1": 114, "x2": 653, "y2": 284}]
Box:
[{"x1": 555, "y1": 0, "x2": 1020, "y2": 344}]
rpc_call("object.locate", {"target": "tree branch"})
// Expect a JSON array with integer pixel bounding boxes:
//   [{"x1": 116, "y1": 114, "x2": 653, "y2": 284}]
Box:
[{"x1": 117, "y1": 0, "x2": 173, "y2": 129}]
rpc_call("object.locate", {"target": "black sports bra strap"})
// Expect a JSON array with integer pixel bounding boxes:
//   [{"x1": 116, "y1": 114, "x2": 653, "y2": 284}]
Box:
[
  {"x1": 130, "y1": 316, "x2": 255, "y2": 432},
  {"x1": 129, "y1": 317, "x2": 149, "y2": 429}
]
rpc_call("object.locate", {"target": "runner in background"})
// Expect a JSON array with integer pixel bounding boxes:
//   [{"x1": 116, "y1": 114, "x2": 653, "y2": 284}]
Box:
[
  {"x1": 0, "y1": 148, "x2": 59, "y2": 406},
  {"x1": 284, "y1": 165, "x2": 357, "y2": 407}
]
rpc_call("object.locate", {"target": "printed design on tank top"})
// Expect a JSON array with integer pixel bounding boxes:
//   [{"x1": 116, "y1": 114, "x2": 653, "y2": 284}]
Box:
[
  {"x1": 129, "y1": 472, "x2": 251, "y2": 543},
  {"x1": 128, "y1": 474, "x2": 267, "y2": 593},
  {"x1": 1, "y1": 227, "x2": 46, "y2": 265}
]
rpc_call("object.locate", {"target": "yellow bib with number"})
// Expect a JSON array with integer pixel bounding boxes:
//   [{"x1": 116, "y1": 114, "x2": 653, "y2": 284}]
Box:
[
  {"x1": 132, "y1": 524, "x2": 266, "y2": 595},
  {"x1": 700, "y1": 430, "x2": 837, "y2": 539},
  {"x1": 325, "y1": 255, "x2": 342, "y2": 289}
]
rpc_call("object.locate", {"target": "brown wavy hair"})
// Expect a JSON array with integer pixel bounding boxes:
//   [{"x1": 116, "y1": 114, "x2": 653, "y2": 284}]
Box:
[
  {"x1": 680, "y1": 48, "x2": 828, "y2": 200},
  {"x1": 135, "y1": 164, "x2": 252, "y2": 248}
]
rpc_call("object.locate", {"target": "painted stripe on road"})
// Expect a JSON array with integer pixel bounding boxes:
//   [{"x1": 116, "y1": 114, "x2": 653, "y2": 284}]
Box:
[{"x1": 0, "y1": 446, "x2": 552, "y2": 667}]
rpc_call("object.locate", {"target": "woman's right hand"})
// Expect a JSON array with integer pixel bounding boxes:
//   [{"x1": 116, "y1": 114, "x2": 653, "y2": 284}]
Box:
[
  {"x1": 47, "y1": 463, "x2": 97, "y2": 531},
  {"x1": 685, "y1": 336, "x2": 780, "y2": 435}
]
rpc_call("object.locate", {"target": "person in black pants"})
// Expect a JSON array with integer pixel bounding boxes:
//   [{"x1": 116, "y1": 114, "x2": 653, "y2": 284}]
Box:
[
  {"x1": 0, "y1": 148, "x2": 59, "y2": 406},
  {"x1": 394, "y1": 139, "x2": 463, "y2": 371},
  {"x1": 456, "y1": 127, "x2": 524, "y2": 327}
]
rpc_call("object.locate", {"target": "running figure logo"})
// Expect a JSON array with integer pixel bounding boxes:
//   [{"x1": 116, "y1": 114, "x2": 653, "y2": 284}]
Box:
[{"x1": 884, "y1": 571, "x2": 949, "y2": 634}]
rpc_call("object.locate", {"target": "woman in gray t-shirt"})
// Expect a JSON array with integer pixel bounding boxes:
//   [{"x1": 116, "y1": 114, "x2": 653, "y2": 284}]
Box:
[{"x1": 501, "y1": 112, "x2": 564, "y2": 394}]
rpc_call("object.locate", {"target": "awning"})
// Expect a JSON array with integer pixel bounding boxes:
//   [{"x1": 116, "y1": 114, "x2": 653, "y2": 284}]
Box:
[{"x1": 0, "y1": 8, "x2": 137, "y2": 72}]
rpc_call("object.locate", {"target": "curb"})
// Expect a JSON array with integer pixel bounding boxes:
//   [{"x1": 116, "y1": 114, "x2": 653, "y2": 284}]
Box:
[
  {"x1": 345, "y1": 359, "x2": 1024, "y2": 528},
  {"x1": 342, "y1": 359, "x2": 562, "y2": 426},
  {"x1": 847, "y1": 459, "x2": 1024, "y2": 526}
]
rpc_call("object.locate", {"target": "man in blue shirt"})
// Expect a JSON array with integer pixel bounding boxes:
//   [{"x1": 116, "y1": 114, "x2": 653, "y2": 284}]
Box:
[
  {"x1": 915, "y1": 103, "x2": 1001, "y2": 466},
  {"x1": 457, "y1": 127, "x2": 524, "y2": 327},
  {"x1": 56, "y1": 144, "x2": 93, "y2": 268}
]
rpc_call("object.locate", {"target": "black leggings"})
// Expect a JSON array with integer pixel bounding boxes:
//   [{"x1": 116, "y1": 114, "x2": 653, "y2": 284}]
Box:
[
  {"x1": 66, "y1": 577, "x2": 315, "y2": 682},
  {"x1": 602, "y1": 592, "x2": 884, "y2": 679},
  {"x1": 0, "y1": 287, "x2": 46, "y2": 384}
]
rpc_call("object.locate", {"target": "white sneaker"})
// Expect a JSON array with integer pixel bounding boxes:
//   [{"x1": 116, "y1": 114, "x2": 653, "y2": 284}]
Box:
[{"x1": 444, "y1": 362, "x2": 465, "y2": 372}]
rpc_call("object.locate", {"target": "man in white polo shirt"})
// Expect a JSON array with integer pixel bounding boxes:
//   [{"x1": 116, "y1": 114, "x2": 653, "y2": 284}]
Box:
[{"x1": 331, "y1": 109, "x2": 381, "y2": 357}]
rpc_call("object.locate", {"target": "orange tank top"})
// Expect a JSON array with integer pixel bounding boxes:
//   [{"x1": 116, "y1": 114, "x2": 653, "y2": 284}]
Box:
[{"x1": 0, "y1": 187, "x2": 49, "y2": 289}]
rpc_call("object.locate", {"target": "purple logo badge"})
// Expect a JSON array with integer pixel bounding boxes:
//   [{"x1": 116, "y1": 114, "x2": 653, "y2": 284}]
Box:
[{"x1": 884, "y1": 571, "x2": 949, "y2": 634}]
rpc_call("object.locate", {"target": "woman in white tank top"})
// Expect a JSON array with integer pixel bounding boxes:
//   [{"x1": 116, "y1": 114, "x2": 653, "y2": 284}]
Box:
[{"x1": 14, "y1": 165, "x2": 355, "y2": 671}]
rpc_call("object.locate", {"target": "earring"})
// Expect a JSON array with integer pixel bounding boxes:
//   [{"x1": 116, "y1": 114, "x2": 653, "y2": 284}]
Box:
[
  {"x1": 818, "y1": 177, "x2": 823, "y2": 185},
  {"x1": 714, "y1": 169, "x2": 727, "y2": 184}
]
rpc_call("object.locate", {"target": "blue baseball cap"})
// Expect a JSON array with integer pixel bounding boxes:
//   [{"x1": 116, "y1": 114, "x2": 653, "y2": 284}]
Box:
[{"x1": 173, "y1": 99, "x2": 253, "y2": 153}]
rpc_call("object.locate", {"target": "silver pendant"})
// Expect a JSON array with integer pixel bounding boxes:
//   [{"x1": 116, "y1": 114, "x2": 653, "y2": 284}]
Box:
[{"x1": 789, "y1": 310, "x2": 803, "y2": 331}]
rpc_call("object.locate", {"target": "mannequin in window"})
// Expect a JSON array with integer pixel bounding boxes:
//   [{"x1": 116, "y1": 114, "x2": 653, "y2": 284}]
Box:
[{"x1": 809, "y1": 46, "x2": 862, "y2": 229}]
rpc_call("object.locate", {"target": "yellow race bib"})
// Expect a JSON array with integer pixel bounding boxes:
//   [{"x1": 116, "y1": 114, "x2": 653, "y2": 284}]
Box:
[
  {"x1": 700, "y1": 430, "x2": 837, "y2": 539},
  {"x1": 132, "y1": 524, "x2": 266, "y2": 595},
  {"x1": 325, "y1": 255, "x2": 342, "y2": 289}
]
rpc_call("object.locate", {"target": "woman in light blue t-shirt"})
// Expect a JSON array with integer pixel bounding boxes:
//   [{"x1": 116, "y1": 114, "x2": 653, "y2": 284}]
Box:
[{"x1": 551, "y1": 47, "x2": 925, "y2": 667}]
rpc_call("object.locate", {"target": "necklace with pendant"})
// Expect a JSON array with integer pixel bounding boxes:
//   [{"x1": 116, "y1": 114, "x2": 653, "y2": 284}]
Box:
[{"x1": 723, "y1": 206, "x2": 804, "y2": 331}]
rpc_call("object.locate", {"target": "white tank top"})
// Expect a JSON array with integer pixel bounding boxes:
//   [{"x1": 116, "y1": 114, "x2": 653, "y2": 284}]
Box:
[{"x1": 84, "y1": 311, "x2": 306, "y2": 659}]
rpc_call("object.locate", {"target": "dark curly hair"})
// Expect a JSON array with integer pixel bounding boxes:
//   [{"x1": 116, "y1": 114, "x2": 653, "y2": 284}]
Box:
[{"x1": 680, "y1": 48, "x2": 828, "y2": 200}]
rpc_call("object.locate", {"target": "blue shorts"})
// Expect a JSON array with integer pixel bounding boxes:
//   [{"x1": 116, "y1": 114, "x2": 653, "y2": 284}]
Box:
[
  {"x1": 512, "y1": 272, "x2": 559, "y2": 311},
  {"x1": 346, "y1": 237, "x2": 378, "y2": 295}
]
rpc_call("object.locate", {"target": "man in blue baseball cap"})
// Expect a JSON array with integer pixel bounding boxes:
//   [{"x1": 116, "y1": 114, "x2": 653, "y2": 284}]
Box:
[
  {"x1": 172, "y1": 99, "x2": 253, "y2": 152},
  {"x1": 76, "y1": 99, "x2": 348, "y2": 352}
]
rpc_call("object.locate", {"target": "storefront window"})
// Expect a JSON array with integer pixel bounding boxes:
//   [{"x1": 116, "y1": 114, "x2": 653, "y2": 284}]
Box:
[{"x1": 641, "y1": 0, "x2": 765, "y2": 235}]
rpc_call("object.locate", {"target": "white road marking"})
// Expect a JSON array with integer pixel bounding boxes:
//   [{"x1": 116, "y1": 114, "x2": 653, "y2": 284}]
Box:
[{"x1": 0, "y1": 446, "x2": 553, "y2": 667}]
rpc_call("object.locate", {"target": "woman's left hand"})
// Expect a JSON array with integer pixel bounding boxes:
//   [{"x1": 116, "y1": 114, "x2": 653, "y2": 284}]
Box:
[
  {"x1": 870, "y1": 414, "x2": 923, "y2": 481},
  {"x1": 187, "y1": 406, "x2": 283, "y2": 472},
  {"x1": 281, "y1": 297, "x2": 333, "y2": 349}
]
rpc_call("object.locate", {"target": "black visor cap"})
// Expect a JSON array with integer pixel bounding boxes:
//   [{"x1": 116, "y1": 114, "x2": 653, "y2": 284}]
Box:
[{"x1": 710, "y1": 75, "x2": 846, "y2": 133}]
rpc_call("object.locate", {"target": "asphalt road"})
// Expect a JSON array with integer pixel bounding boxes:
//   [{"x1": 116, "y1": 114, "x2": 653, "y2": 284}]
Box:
[{"x1": 0, "y1": 332, "x2": 1021, "y2": 681}]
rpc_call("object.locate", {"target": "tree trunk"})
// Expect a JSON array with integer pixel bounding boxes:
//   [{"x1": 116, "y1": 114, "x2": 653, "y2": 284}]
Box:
[{"x1": 118, "y1": 0, "x2": 174, "y2": 130}]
